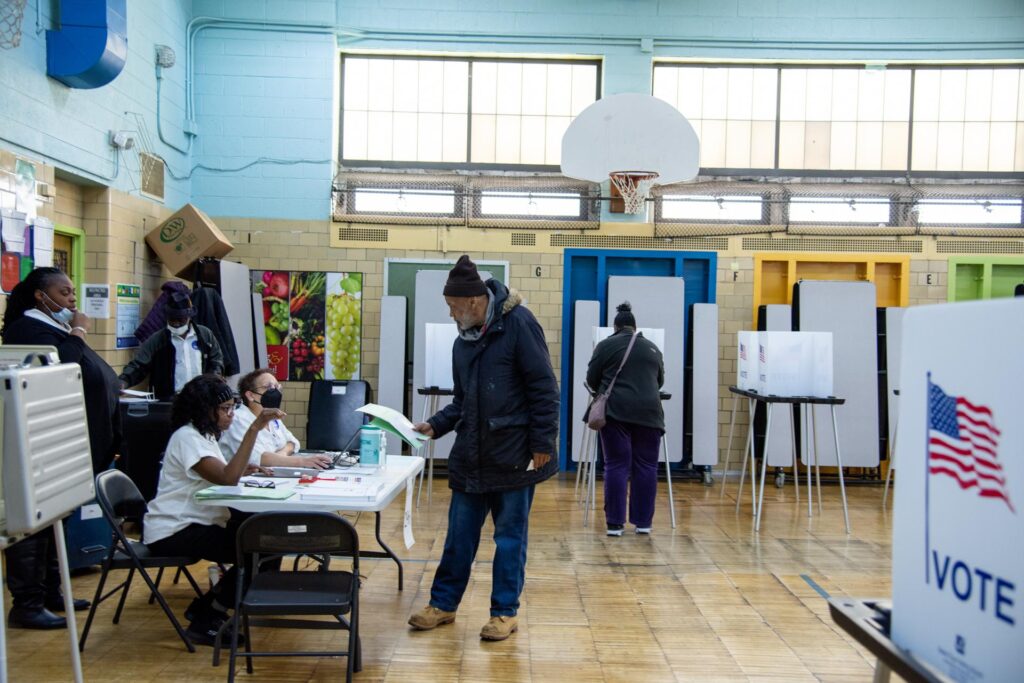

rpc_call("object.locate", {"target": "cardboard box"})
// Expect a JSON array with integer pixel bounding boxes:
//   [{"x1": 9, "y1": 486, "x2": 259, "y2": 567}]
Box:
[{"x1": 145, "y1": 203, "x2": 232, "y2": 278}]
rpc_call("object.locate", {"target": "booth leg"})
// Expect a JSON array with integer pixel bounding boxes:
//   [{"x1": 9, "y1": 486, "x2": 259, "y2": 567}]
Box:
[
  {"x1": 719, "y1": 394, "x2": 739, "y2": 500},
  {"x1": 872, "y1": 659, "x2": 891, "y2": 683},
  {"x1": 736, "y1": 398, "x2": 755, "y2": 513},
  {"x1": 882, "y1": 418, "x2": 898, "y2": 509},
  {"x1": 662, "y1": 435, "x2": 676, "y2": 529},
  {"x1": 831, "y1": 406, "x2": 852, "y2": 534},
  {"x1": 52, "y1": 522, "x2": 84, "y2": 683},
  {"x1": 790, "y1": 405, "x2": 800, "y2": 505},
  {"x1": 755, "y1": 404, "x2": 773, "y2": 532},
  {"x1": 804, "y1": 404, "x2": 813, "y2": 519}
]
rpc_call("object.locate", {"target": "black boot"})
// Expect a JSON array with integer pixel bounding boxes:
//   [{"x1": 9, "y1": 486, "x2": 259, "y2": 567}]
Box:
[{"x1": 5, "y1": 532, "x2": 67, "y2": 630}]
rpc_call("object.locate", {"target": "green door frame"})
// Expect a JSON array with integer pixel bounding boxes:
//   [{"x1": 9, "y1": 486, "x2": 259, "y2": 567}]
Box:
[{"x1": 54, "y1": 223, "x2": 85, "y2": 292}]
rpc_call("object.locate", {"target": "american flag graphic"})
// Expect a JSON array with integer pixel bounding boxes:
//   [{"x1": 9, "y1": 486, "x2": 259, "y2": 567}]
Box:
[
  {"x1": 758, "y1": 345, "x2": 766, "y2": 363},
  {"x1": 740, "y1": 343, "x2": 747, "y2": 361},
  {"x1": 928, "y1": 379, "x2": 1014, "y2": 513}
]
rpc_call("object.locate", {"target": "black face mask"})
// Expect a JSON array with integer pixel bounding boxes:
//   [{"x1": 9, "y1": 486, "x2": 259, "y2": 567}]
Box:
[{"x1": 257, "y1": 388, "x2": 283, "y2": 409}]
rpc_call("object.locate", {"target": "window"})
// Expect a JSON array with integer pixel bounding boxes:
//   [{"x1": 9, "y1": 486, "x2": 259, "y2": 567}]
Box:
[
  {"x1": 340, "y1": 55, "x2": 600, "y2": 167},
  {"x1": 352, "y1": 187, "x2": 457, "y2": 215},
  {"x1": 789, "y1": 197, "x2": 891, "y2": 224},
  {"x1": 477, "y1": 191, "x2": 585, "y2": 218},
  {"x1": 659, "y1": 194, "x2": 765, "y2": 222},
  {"x1": 915, "y1": 198, "x2": 1023, "y2": 225},
  {"x1": 653, "y1": 66, "x2": 777, "y2": 169},
  {"x1": 653, "y1": 63, "x2": 1024, "y2": 176}
]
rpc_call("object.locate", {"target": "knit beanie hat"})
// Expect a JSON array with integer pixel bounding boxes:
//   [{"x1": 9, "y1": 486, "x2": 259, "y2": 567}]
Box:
[
  {"x1": 443, "y1": 255, "x2": 488, "y2": 298},
  {"x1": 165, "y1": 291, "x2": 197, "y2": 318}
]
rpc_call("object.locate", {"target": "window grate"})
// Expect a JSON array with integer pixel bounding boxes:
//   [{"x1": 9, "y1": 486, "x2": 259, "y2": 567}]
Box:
[
  {"x1": 510, "y1": 233, "x2": 536, "y2": 246},
  {"x1": 337, "y1": 227, "x2": 388, "y2": 242},
  {"x1": 936, "y1": 240, "x2": 1024, "y2": 254},
  {"x1": 550, "y1": 234, "x2": 728, "y2": 250},
  {"x1": 741, "y1": 237, "x2": 922, "y2": 253}
]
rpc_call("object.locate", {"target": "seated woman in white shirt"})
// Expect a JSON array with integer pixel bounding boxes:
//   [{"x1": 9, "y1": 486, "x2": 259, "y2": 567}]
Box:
[
  {"x1": 221, "y1": 369, "x2": 332, "y2": 470},
  {"x1": 143, "y1": 374, "x2": 284, "y2": 646}
]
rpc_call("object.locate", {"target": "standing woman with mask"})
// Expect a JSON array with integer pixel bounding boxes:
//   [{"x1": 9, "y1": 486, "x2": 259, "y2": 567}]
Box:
[
  {"x1": 118, "y1": 290, "x2": 224, "y2": 400},
  {"x1": 220, "y1": 368, "x2": 331, "y2": 469},
  {"x1": 1, "y1": 267, "x2": 122, "y2": 628}
]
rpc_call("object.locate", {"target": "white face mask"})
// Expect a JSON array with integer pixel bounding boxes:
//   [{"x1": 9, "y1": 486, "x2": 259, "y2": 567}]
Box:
[
  {"x1": 167, "y1": 322, "x2": 189, "y2": 337},
  {"x1": 41, "y1": 292, "x2": 74, "y2": 325}
]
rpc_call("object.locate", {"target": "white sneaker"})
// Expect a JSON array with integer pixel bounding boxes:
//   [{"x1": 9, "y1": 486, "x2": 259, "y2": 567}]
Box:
[
  {"x1": 635, "y1": 527, "x2": 651, "y2": 535},
  {"x1": 606, "y1": 524, "x2": 624, "y2": 536}
]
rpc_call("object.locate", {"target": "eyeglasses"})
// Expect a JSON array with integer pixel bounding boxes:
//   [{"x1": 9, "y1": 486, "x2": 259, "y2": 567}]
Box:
[{"x1": 243, "y1": 480, "x2": 275, "y2": 489}]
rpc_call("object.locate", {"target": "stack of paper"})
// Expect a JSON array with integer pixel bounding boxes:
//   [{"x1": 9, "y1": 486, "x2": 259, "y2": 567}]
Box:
[
  {"x1": 298, "y1": 478, "x2": 385, "y2": 502},
  {"x1": 195, "y1": 485, "x2": 295, "y2": 501}
]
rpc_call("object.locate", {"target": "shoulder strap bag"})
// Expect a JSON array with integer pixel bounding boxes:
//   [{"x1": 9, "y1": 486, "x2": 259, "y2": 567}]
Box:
[{"x1": 586, "y1": 330, "x2": 639, "y2": 431}]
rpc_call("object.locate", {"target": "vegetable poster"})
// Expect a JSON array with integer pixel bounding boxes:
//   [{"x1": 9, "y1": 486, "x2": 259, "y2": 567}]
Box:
[{"x1": 252, "y1": 270, "x2": 363, "y2": 381}]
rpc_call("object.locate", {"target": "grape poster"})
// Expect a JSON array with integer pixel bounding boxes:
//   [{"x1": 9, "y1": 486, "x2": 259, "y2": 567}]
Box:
[{"x1": 251, "y1": 270, "x2": 363, "y2": 381}]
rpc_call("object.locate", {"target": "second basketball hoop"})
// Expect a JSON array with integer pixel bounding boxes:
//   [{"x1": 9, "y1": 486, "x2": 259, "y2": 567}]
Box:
[{"x1": 561, "y1": 93, "x2": 700, "y2": 216}]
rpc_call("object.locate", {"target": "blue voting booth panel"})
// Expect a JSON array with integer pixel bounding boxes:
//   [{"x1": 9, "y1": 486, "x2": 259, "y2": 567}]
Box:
[{"x1": 559, "y1": 249, "x2": 717, "y2": 470}]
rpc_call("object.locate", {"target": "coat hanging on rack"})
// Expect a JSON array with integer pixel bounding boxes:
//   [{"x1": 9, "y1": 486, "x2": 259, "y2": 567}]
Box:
[{"x1": 192, "y1": 283, "x2": 241, "y2": 376}]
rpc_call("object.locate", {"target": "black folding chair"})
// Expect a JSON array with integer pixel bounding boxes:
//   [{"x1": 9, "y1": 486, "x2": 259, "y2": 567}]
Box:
[
  {"x1": 79, "y1": 470, "x2": 203, "y2": 653},
  {"x1": 219, "y1": 512, "x2": 360, "y2": 683}
]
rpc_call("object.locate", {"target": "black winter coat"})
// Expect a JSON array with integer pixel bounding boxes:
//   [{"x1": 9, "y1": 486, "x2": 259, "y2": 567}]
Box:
[
  {"x1": 427, "y1": 280, "x2": 559, "y2": 493},
  {"x1": 2, "y1": 316, "x2": 122, "y2": 474},
  {"x1": 192, "y1": 286, "x2": 240, "y2": 376}
]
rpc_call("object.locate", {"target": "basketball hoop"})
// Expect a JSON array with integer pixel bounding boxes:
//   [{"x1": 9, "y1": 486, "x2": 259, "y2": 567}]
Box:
[
  {"x1": 609, "y1": 171, "x2": 659, "y2": 215},
  {"x1": 1, "y1": 0, "x2": 27, "y2": 49}
]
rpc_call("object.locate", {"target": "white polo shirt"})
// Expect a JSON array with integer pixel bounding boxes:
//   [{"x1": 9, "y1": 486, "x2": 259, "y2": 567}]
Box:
[
  {"x1": 221, "y1": 406, "x2": 301, "y2": 466},
  {"x1": 143, "y1": 423, "x2": 230, "y2": 545},
  {"x1": 170, "y1": 324, "x2": 204, "y2": 392}
]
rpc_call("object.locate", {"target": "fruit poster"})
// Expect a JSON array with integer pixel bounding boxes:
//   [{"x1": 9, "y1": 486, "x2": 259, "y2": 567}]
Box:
[{"x1": 252, "y1": 270, "x2": 363, "y2": 381}]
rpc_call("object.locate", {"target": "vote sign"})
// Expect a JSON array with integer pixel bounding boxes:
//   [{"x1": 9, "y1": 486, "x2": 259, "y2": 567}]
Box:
[{"x1": 892, "y1": 298, "x2": 1022, "y2": 681}]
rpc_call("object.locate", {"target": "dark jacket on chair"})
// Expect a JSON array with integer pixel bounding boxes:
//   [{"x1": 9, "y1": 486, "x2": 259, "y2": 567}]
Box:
[
  {"x1": 119, "y1": 324, "x2": 224, "y2": 400},
  {"x1": 587, "y1": 328, "x2": 665, "y2": 432},
  {"x1": 427, "y1": 279, "x2": 559, "y2": 493}
]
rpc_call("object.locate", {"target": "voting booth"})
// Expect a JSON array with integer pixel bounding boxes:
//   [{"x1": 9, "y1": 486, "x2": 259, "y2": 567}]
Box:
[{"x1": 890, "y1": 298, "x2": 1022, "y2": 681}]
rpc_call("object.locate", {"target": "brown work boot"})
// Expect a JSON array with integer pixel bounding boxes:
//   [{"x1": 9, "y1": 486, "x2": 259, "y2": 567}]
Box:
[
  {"x1": 408, "y1": 605, "x2": 456, "y2": 630},
  {"x1": 480, "y1": 615, "x2": 518, "y2": 641}
]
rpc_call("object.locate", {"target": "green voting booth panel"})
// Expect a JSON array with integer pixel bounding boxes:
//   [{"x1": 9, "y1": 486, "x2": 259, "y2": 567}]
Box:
[{"x1": 947, "y1": 256, "x2": 1024, "y2": 301}]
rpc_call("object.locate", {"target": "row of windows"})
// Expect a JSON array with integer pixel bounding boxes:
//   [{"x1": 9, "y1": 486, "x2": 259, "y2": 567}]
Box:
[
  {"x1": 339, "y1": 55, "x2": 1024, "y2": 175},
  {"x1": 339, "y1": 184, "x2": 1024, "y2": 226}
]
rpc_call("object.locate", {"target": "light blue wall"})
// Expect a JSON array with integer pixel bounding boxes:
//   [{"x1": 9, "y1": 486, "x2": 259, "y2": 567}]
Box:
[
  {"x1": 0, "y1": 0, "x2": 191, "y2": 207},
  {"x1": 2, "y1": 1, "x2": 1022, "y2": 223}
]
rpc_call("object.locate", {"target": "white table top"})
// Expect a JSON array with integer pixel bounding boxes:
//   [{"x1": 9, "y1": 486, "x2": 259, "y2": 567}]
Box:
[{"x1": 195, "y1": 455, "x2": 424, "y2": 513}]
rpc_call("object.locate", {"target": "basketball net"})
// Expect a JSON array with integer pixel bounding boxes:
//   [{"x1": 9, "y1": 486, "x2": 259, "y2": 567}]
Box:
[
  {"x1": 0, "y1": 0, "x2": 27, "y2": 49},
  {"x1": 609, "y1": 171, "x2": 659, "y2": 215}
]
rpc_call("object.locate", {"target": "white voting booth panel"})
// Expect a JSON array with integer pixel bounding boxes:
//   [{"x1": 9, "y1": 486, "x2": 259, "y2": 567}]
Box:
[
  {"x1": 218, "y1": 260, "x2": 256, "y2": 384},
  {"x1": 424, "y1": 323, "x2": 459, "y2": 389},
  {"x1": 885, "y1": 307, "x2": 905, "y2": 445},
  {"x1": 796, "y1": 281, "x2": 879, "y2": 468},
  {"x1": 756, "y1": 331, "x2": 833, "y2": 398},
  {"x1": 737, "y1": 331, "x2": 759, "y2": 391},
  {"x1": 892, "y1": 298, "x2": 1023, "y2": 682},
  {"x1": 593, "y1": 327, "x2": 665, "y2": 350},
  {"x1": 760, "y1": 305, "x2": 796, "y2": 467},
  {"x1": 607, "y1": 276, "x2": 685, "y2": 462},
  {"x1": 378, "y1": 296, "x2": 407, "y2": 413},
  {"x1": 571, "y1": 301, "x2": 600, "y2": 463},
  {"x1": 412, "y1": 269, "x2": 494, "y2": 461},
  {"x1": 691, "y1": 304, "x2": 718, "y2": 466}
]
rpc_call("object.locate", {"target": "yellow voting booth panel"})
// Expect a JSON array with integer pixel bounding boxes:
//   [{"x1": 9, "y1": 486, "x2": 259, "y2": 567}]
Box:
[{"x1": 752, "y1": 253, "x2": 910, "y2": 323}]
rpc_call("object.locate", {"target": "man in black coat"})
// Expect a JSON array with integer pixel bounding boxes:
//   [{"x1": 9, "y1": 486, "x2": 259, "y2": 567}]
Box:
[{"x1": 408, "y1": 255, "x2": 559, "y2": 641}]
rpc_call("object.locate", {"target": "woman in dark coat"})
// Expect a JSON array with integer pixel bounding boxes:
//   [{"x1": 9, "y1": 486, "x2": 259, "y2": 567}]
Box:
[
  {"x1": 587, "y1": 302, "x2": 665, "y2": 536},
  {"x1": 1, "y1": 267, "x2": 122, "y2": 629}
]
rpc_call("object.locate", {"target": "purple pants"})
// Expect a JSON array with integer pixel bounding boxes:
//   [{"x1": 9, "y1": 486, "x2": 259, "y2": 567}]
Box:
[{"x1": 599, "y1": 418, "x2": 663, "y2": 528}]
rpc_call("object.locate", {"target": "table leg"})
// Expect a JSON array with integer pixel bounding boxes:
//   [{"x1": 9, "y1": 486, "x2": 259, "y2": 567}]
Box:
[
  {"x1": 427, "y1": 395, "x2": 438, "y2": 507},
  {"x1": 872, "y1": 659, "x2": 891, "y2": 683},
  {"x1": 719, "y1": 394, "x2": 739, "y2": 500},
  {"x1": 663, "y1": 434, "x2": 676, "y2": 529},
  {"x1": 755, "y1": 404, "x2": 773, "y2": 532},
  {"x1": 358, "y1": 511, "x2": 403, "y2": 591},
  {"x1": 831, "y1": 406, "x2": 851, "y2": 534},
  {"x1": 52, "y1": 522, "x2": 84, "y2": 683},
  {"x1": 416, "y1": 398, "x2": 429, "y2": 507}
]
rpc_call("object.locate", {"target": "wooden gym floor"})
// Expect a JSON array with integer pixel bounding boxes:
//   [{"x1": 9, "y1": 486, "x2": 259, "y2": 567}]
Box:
[{"x1": 7, "y1": 473, "x2": 896, "y2": 682}]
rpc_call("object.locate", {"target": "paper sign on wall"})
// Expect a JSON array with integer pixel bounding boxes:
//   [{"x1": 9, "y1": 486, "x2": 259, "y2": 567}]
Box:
[
  {"x1": 892, "y1": 298, "x2": 1023, "y2": 681},
  {"x1": 115, "y1": 284, "x2": 140, "y2": 349},
  {"x1": 82, "y1": 284, "x2": 110, "y2": 319}
]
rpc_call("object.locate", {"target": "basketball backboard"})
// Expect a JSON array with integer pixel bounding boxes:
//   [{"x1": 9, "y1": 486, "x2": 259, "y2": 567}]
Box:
[{"x1": 560, "y1": 93, "x2": 700, "y2": 185}]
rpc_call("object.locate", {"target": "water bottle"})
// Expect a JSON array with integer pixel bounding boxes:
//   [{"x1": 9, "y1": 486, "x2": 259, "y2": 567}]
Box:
[{"x1": 359, "y1": 426, "x2": 385, "y2": 470}]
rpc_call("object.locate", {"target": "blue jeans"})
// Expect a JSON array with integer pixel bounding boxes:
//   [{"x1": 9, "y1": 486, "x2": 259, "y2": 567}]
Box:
[{"x1": 429, "y1": 486, "x2": 535, "y2": 617}]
